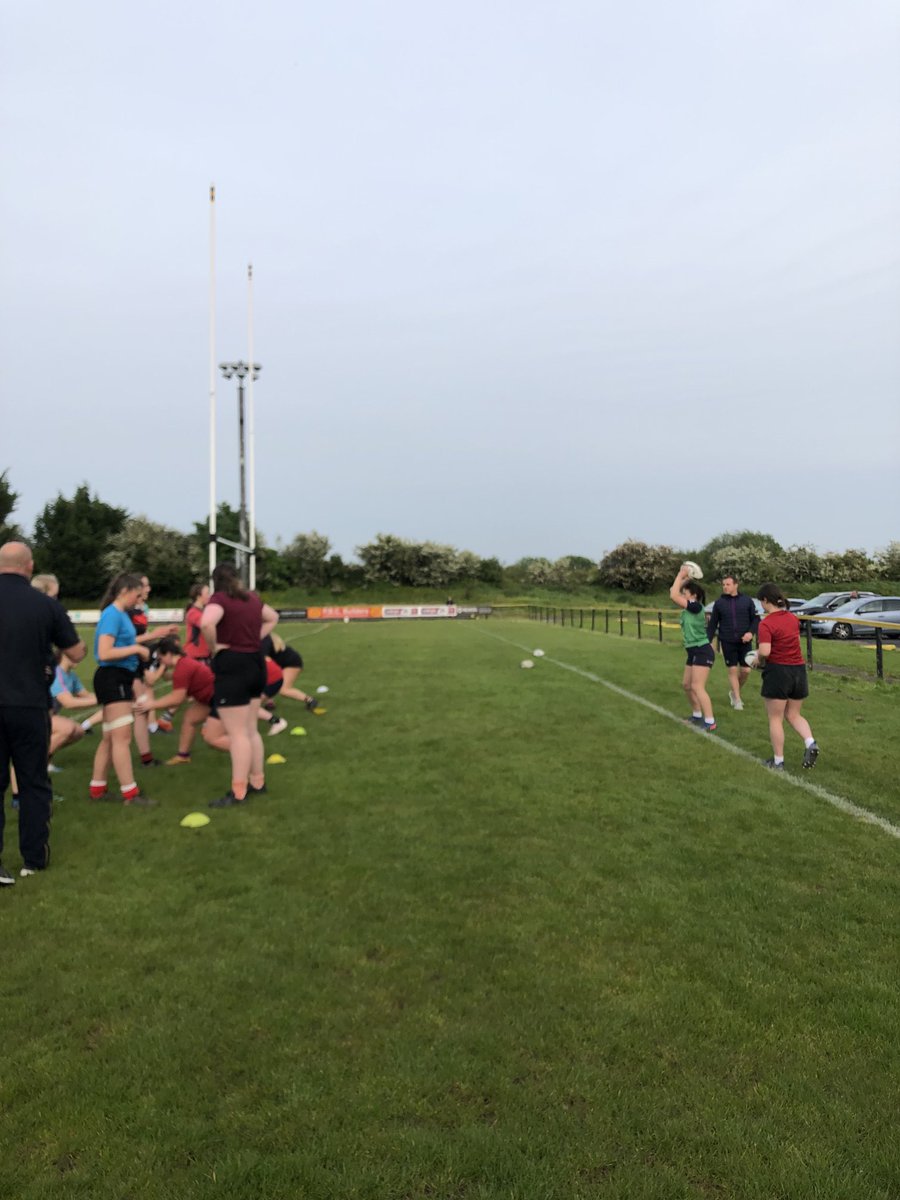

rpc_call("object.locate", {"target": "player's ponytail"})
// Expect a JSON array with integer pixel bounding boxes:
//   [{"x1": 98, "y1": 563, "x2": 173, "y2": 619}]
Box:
[{"x1": 757, "y1": 582, "x2": 788, "y2": 608}]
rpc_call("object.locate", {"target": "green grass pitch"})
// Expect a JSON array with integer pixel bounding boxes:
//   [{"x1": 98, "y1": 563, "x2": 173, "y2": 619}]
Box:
[{"x1": 2, "y1": 617, "x2": 899, "y2": 1199}]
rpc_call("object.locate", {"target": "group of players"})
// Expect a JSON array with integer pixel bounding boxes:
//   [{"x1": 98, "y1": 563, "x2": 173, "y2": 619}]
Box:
[
  {"x1": 670, "y1": 566, "x2": 819, "y2": 771},
  {"x1": 38, "y1": 565, "x2": 319, "y2": 809}
]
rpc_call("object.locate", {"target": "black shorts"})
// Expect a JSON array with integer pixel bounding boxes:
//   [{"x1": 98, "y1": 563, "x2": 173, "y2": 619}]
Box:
[
  {"x1": 720, "y1": 640, "x2": 753, "y2": 668},
  {"x1": 263, "y1": 678, "x2": 283, "y2": 700},
  {"x1": 761, "y1": 663, "x2": 809, "y2": 701},
  {"x1": 212, "y1": 650, "x2": 266, "y2": 708},
  {"x1": 273, "y1": 646, "x2": 303, "y2": 671},
  {"x1": 94, "y1": 666, "x2": 137, "y2": 706},
  {"x1": 686, "y1": 644, "x2": 715, "y2": 668}
]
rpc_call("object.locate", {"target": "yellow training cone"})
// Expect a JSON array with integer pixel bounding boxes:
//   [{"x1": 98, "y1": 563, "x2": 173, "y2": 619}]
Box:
[
  {"x1": 266, "y1": 753, "x2": 287, "y2": 764},
  {"x1": 290, "y1": 726, "x2": 307, "y2": 737},
  {"x1": 180, "y1": 812, "x2": 211, "y2": 829}
]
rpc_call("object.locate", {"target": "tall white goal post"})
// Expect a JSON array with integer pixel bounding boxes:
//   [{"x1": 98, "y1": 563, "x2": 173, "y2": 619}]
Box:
[{"x1": 208, "y1": 186, "x2": 259, "y2": 589}]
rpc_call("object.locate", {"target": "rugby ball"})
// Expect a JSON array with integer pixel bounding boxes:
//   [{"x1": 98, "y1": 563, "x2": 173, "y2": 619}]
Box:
[
  {"x1": 682, "y1": 561, "x2": 703, "y2": 580},
  {"x1": 744, "y1": 649, "x2": 758, "y2": 668},
  {"x1": 520, "y1": 659, "x2": 535, "y2": 670},
  {"x1": 533, "y1": 649, "x2": 545, "y2": 657}
]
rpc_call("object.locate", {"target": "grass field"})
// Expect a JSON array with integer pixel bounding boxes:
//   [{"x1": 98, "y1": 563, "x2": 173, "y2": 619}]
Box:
[{"x1": 2, "y1": 617, "x2": 899, "y2": 1199}]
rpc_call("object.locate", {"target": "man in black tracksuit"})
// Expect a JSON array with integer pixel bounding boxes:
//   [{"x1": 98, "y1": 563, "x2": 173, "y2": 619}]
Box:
[
  {"x1": 706, "y1": 574, "x2": 759, "y2": 711},
  {"x1": 0, "y1": 542, "x2": 84, "y2": 884}
]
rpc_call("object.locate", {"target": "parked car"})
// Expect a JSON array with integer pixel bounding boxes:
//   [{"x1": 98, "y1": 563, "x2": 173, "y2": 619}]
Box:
[
  {"x1": 810, "y1": 596, "x2": 900, "y2": 640},
  {"x1": 787, "y1": 598, "x2": 807, "y2": 611},
  {"x1": 793, "y1": 591, "x2": 878, "y2": 616}
]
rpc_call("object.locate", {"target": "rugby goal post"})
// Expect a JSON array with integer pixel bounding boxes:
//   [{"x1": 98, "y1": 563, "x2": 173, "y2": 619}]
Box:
[{"x1": 208, "y1": 186, "x2": 258, "y2": 589}]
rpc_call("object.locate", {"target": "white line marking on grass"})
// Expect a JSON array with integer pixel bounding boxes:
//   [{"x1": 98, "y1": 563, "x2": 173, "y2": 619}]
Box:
[
  {"x1": 482, "y1": 628, "x2": 900, "y2": 842},
  {"x1": 282, "y1": 624, "x2": 331, "y2": 644}
]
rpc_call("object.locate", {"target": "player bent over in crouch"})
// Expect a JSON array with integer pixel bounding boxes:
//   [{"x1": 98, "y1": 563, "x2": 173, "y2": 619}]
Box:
[
  {"x1": 48, "y1": 650, "x2": 104, "y2": 763},
  {"x1": 670, "y1": 566, "x2": 717, "y2": 733},
  {"x1": 200, "y1": 562, "x2": 279, "y2": 808},
  {"x1": 752, "y1": 583, "x2": 819, "y2": 770},
  {"x1": 135, "y1": 638, "x2": 214, "y2": 765},
  {"x1": 90, "y1": 573, "x2": 155, "y2": 806},
  {"x1": 261, "y1": 633, "x2": 317, "y2": 711}
]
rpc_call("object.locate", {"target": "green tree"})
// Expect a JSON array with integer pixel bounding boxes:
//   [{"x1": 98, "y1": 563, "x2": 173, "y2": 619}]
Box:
[
  {"x1": 819, "y1": 548, "x2": 873, "y2": 583},
  {"x1": 778, "y1": 545, "x2": 822, "y2": 584},
  {"x1": 874, "y1": 541, "x2": 900, "y2": 581},
  {"x1": 596, "y1": 540, "x2": 681, "y2": 593},
  {"x1": 477, "y1": 556, "x2": 505, "y2": 587},
  {"x1": 32, "y1": 485, "x2": 128, "y2": 599},
  {"x1": 702, "y1": 530, "x2": 783, "y2": 559},
  {"x1": 191, "y1": 502, "x2": 242, "y2": 570},
  {"x1": 103, "y1": 517, "x2": 195, "y2": 599},
  {"x1": 282, "y1": 531, "x2": 331, "y2": 588},
  {"x1": 0, "y1": 469, "x2": 23, "y2": 543},
  {"x1": 710, "y1": 544, "x2": 778, "y2": 586},
  {"x1": 190, "y1": 503, "x2": 284, "y2": 590}
]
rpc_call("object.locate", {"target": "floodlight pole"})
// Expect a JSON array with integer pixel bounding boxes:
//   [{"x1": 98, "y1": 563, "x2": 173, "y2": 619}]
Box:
[{"x1": 218, "y1": 360, "x2": 261, "y2": 587}]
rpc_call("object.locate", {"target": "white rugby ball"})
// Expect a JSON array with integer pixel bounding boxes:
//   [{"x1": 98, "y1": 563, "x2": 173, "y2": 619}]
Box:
[
  {"x1": 682, "y1": 561, "x2": 703, "y2": 580},
  {"x1": 316, "y1": 685, "x2": 329, "y2": 694},
  {"x1": 532, "y1": 648, "x2": 545, "y2": 657},
  {"x1": 744, "y1": 649, "x2": 758, "y2": 668},
  {"x1": 520, "y1": 659, "x2": 534, "y2": 670}
]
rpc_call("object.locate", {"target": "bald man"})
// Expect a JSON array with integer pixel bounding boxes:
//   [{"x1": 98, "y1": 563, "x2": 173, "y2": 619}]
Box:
[{"x1": 0, "y1": 542, "x2": 85, "y2": 885}]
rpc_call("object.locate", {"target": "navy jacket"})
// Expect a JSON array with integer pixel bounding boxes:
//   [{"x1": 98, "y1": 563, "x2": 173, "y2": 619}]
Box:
[{"x1": 706, "y1": 592, "x2": 759, "y2": 644}]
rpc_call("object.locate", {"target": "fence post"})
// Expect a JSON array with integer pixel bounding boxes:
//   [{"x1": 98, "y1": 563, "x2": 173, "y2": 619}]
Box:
[
  {"x1": 658, "y1": 611, "x2": 663, "y2": 642},
  {"x1": 605, "y1": 609, "x2": 609, "y2": 634},
  {"x1": 619, "y1": 609, "x2": 624, "y2": 636},
  {"x1": 875, "y1": 626, "x2": 884, "y2": 681},
  {"x1": 637, "y1": 611, "x2": 642, "y2": 640},
  {"x1": 591, "y1": 609, "x2": 596, "y2": 632},
  {"x1": 580, "y1": 608, "x2": 583, "y2": 628},
  {"x1": 805, "y1": 618, "x2": 813, "y2": 671}
]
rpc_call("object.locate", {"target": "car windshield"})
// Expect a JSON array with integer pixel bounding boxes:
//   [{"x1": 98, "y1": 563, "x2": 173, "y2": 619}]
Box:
[{"x1": 803, "y1": 593, "x2": 840, "y2": 607}]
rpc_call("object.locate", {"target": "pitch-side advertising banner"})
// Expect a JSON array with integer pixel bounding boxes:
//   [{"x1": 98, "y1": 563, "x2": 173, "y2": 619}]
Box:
[
  {"x1": 306, "y1": 605, "x2": 383, "y2": 621},
  {"x1": 381, "y1": 605, "x2": 457, "y2": 619},
  {"x1": 70, "y1": 608, "x2": 184, "y2": 625}
]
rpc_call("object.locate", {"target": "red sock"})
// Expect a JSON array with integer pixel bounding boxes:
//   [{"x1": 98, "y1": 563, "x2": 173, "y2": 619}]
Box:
[
  {"x1": 90, "y1": 780, "x2": 108, "y2": 800},
  {"x1": 122, "y1": 783, "x2": 139, "y2": 801}
]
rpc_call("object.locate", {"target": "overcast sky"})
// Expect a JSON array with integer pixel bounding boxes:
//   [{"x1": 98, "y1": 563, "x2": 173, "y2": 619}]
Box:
[{"x1": 2, "y1": 0, "x2": 898, "y2": 564}]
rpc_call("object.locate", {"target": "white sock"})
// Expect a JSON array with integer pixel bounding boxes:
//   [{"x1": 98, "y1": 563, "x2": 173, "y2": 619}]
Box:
[
  {"x1": 693, "y1": 711, "x2": 702, "y2": 719},
  {"x1": 148, "y1": 721, "x2": 159, "y2": 733},
  {"x1": 775, "y1": 756, "x2": 784, "y2": 764},
  {"x1": 704, "y1": 717, "x2": 715, "y2": 725},
  {"x1": 804, "y1": 737, "x2": 816, "y2": 748}
]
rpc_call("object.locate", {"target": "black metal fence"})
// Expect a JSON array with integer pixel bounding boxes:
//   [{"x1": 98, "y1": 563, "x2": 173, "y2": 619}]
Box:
[{"x1": 526, "y1": 605, "x2": 898, "y2": 682}]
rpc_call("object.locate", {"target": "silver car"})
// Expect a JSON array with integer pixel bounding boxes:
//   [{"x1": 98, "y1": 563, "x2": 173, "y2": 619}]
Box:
[
  {"x1": 810, "y1": 596, "x2": 900, "y2": 640},
  {"x1": 793, "y1": 590, "x2": 878, "y2": 616}
]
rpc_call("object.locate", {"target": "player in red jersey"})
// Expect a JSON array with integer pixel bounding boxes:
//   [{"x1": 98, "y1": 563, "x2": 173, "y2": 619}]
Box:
[
  {"x1": 136, "y1": 638, "x2": 214, "y2": 765},
  {"x1": 753, "y1": 583, "x2": 819, "y2": 771}
]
